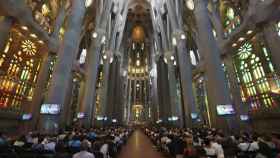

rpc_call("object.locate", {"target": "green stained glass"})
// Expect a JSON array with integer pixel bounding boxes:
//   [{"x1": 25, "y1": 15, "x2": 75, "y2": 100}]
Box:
[
  {"x1": 269, "y1": 62, "x2": 275, "y2": 72},
  {"x1": 227, "y1": 8, "x2": 235, "y2": 20},
  {"x1": 262, "y1": 47, "x2": 269, "y2": 57},
  {"x1": 238, "y1": 43, "x2": 252, "y2": 60}
]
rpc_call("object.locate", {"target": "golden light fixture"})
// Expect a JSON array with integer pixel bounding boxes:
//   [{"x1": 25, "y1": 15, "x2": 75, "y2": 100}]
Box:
[
  {"x1": 21, "y1": 26, "x2": 28, "y2": 31},
  {"x1": 132, "y1": 26, "x2": 145, "y2": 42},
  {"x1": 30, "y1": 34, "x2": 38, "y2": 38},
  {"x1": 42, "y1": 4, "x2": 50, "y2": 16}
]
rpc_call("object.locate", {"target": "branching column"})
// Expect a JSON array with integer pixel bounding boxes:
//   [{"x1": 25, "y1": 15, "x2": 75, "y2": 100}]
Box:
[
  {"x1": 157, "y1": 57, "x2": 171, "y2": 123},
  {"x1": 0, "y1": 17, "x2": 13, "y2": 52},
  {"x1": 99, "y1": 52, "x2": 112, "y2": 121},
  {"x1": 174, "y1": 33, "x2": 197, "y2": 127},
  {"x1": 39, "y1": 0, "x2": 86, "y2": 134},
  {"x1": 263, "y1": 23, "x2": 280, "y2": 75},
  {"x1": 194, "y1": 0, "x2": 233, "y2": 129}
]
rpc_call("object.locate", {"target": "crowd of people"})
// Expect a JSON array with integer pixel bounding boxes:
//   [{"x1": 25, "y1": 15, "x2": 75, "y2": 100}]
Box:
[
  {"x1": 145, "y1": 126, "x2": 280, "y2": 158},
  {"x1": 0, "y1": 127, "x2": 132, "y2": 158},
  {"x1": 1, "y1": 125, "x2": 280, "y2": 158}
]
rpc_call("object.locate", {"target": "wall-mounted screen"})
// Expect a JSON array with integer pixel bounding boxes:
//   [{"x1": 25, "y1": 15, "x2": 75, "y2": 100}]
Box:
[
  {"x1": 191, "y1": 113, "x2": 198, "y2": 119},
  {"x1": 240, "y1": 115, "x2": 249, "y2": 121},
  {"x1": 22, "y1": 113, "x2": 32, "y2": 120},
  {"x1": 40, "y1": 104, "x2": 60, "y2": 115},
  {"x1": 77, "y1": 112, "x2": 85, "y2": 119},
  {"x1": 216, "y1": 105, "x2": 235, "y2": 115}
]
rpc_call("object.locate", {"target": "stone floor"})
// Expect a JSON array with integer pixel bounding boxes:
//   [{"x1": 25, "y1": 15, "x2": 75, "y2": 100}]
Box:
[{"x1": 118, "y1": 129, "x2": 165, "y2": 158}]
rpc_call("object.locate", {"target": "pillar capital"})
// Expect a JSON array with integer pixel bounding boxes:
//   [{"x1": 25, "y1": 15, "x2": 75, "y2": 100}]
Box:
[
  {"x1": 164, "y1": 51, "x2": 176, "y2": 65},
  {"x1": 172, "y1": 29, "x2": 186, "y2": 40},
  {"x1": 154, "y1": 53, "x2": 163, "y2": 62},
  {"x1": 92, "y1": 28, "x2": 106, "y2": 39},
  {"x1": 104, "y1": 50, "x2": 113, "y2": 56}
]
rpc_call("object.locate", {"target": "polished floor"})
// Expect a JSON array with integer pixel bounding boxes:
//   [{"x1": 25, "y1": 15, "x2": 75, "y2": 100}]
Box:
[{"x1": 118, "y1": 130, "x2": 165, "y2": 158}]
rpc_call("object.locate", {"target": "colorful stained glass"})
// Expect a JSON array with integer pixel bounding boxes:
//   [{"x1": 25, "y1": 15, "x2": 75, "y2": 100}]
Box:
[
  {"x1": 234, "y1": 42, "x2": 275, "y2": 109},
  {"x1": 238, "y1": 43, "x2": 252, "y2": 60},
  {"x1": 0, "y1": 27, "x2": 43, "y2": 112},
  {"x1": 21, "y1": 40, "x2": 37, "y2": 56}
]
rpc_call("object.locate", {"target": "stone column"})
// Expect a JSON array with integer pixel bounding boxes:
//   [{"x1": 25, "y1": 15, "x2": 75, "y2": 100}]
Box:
[
  {"x1": 151, "y1": 76, "x2": 158, "y2": 123},
  {"x1": 39, "y1": 0, "x2": 86, "y2": 134},
  {"x1": 28, "y1": 53, "x2": 52, "y2": 130},
  {"x1": 158, "y1": 57, "x2": 172, "y2": 124},
  {"x1": 28, "y1": 6, "x2": 66, "y2": 131},
  {"x1": 263, "y1": 23, "x2": 280, "y2": 75},
  {"x1": 99, "y1": 56, "x2": 111, "y2": 121},
  {"x1": 167, "y1": 61, "x2": 183, "y2": 127},
  {"x1": 80, "y1": 29, "x2": 106, "y2": 128},
  {"x1": 174, "y1": 35, "x2": 197, "y2": 128},
  {"x1": 224, "y1": 56, "x2": 249, "y2": 129},
  {"x1": 164, "y1": 0, "x2": 197, "y2": 127},
  {"x1": 106, "y1": 57, "x2": 117, "y2": 121},
  {"x1": 194, "y1": 0, "x2": 233, "y2": 130},
  {"x1": 127, "y1": 79, "x2": 132, "y2": 124},
  {"x1": 157, "y1": 59, "x2": 164, "y2": 121},
  {"x1": 0, "y1": 16, "x2": 13, "y2": 52}
]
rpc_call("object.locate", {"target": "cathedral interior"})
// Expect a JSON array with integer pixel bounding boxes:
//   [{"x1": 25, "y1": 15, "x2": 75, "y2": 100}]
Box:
[{"x1": 0, "y1": 0, "x2": 280, "y2": 157}]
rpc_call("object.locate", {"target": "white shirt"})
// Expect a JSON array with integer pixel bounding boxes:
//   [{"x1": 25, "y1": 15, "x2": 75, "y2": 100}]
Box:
[
  {"x1": 238, "y1": 141, "x2": 259, "y2": 152},
  {"x1": 238, "y1": 142, "x2": 250, "y2": 151},
  {"x1": 212, "y1": 142, "x2": 225, "y2": 158},
  {"x1": 100, "y1": 144, "x2": 109, "y2": 155},
  {"x1": 44, "y1": 142, "x2": 56, "y2": 151},
  {"x1": 73, "y1": 151, "x2": 95, "y2": 158},
  {"x1": 204, "y1": 146, "x2": 217, "y2": 156},
  {"x1": 249, "y1": 141, "x2": 259, "y2": 151}
]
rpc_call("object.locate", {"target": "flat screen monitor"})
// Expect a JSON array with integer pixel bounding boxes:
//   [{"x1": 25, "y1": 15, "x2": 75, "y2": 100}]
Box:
[
  {"x1": 240, "y1": 115, "x2": 249, "y2": 121},
  {"x1": 77, "y1": 112, "x2": 85, "y2": 119},
  {"x1": 216, "y1": 105, "x2": 235, "y2": 116},
  {"x1": 22, "y1": 113, "x2": 32, "y2": 120},
  {"x1": 40, "y1": 104, "x2": 60, "y2": 115},
  {"x1": 191, "y1": 113, "x2": 198, "y2": 119}
]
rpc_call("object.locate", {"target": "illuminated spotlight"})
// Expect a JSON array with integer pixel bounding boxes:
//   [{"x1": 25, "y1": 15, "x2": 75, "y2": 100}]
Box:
[
  {"x1": 85, "y1": 0, "x2": 92, "y2": 8},
  {"x1": 101, "y1": 36, "x2": 106, "y2": 44},
  {"x1": 247, "y1": 30, "x2": 253, "y2": 35},
  {"x1": 172, "y1": 37, "x2": 177, "y2": 46},
  {"x1": 238, "y1": 37, "x2": 245, "y2": 42},
  {"x1": 136, "y1": 83, "x2": 140, "y2": 87},
  {"x1": 103, "y1": 55, "x2": 107, "y2": 60},
  {"x1": 110, "y1": 57, "x2": 113, "y2": 63},
  {"x1": 38, "y1": 40, "x2": 44, "y2": 44},
  {"x1": 173, "y1": 61, "x2": 177, "y2": 66},
  {"x1": 181, "y1": 34, "x2": 186, "y2": 40},
  {"x1": 92, "y1": 32, "x2": 98, "y2": 38},
  {"x1": 164, "y1": 57, "x2": 168, "y2": 63},
  {"x1": 30, "y1": 34, "x2": 37, "y2": 38},
  {"x1": 186, "y1": 0, "x2": 194, "y2": 10},
  {"x1": 136, "y1": 60, "x2": 140, "y2": 66},
  {"x1": 21, "y1": 26, "x2": 28, "y2": 30},
  {"x1": 170, "y1": 55, "x2": 175, "y2": 61},
  {"x1": 232, "y1": 43, "x2": 237, "y2": 47}
]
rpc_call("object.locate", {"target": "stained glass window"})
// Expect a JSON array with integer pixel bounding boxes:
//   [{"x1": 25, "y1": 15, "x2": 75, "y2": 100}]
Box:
[
  {"x1": 224, "y1": 7, "x2": 241, "y2": 36},
  {"x1": 190, "y1": 50, "x2": 198, "y2": 66},
  {"x1": 276, "y1": 22, "x2": 280, "y2": 36},
  {"x1": 0, "y1": 27, "x2": 43, "y2": 112},
  {"x1": 234, "y1": 42, "x2": 275, "y2": 110}
]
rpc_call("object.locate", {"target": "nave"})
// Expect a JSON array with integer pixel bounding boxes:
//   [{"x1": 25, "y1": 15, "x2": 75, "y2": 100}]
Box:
[
  {"x1": 118, "y1": 129, "x2": 164, "y2": 158},
  {"x1": 1, "y1": 0, "x2": 280, "y2": 157}
]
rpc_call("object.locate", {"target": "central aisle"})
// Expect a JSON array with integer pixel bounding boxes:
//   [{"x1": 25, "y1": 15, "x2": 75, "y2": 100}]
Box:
[{"x1": 118, "y1": 129, "x2": 165, "y2": 158}]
